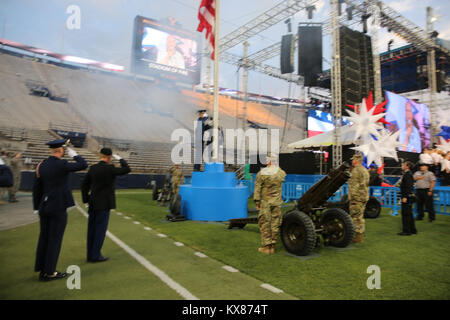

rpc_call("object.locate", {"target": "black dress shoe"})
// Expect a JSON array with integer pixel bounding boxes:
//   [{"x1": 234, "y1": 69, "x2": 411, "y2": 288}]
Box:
[
  {"x1": 40, "y1": 272, "x2": 67, "y2": 281},
  {"x1": 416, "y1": 218, "x2": 423, "y2": 221},
  {"x1": 397, "y1": 232, "x2": 412, "y2": 236},
  {"x1": 411, "y1": 230, "x2": 418, "y2": 234},
  {"x1": 88, "y1": 256, "x2": 109, "y2": 263}
]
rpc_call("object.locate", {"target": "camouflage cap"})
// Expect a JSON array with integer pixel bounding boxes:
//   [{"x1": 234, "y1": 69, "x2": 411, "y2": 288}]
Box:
[{"x1": 351, "y1": 154, "x2": 364, "y2": 161}]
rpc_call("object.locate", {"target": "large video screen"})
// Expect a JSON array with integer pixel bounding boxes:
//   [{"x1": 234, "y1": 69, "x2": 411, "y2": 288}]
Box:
[
  {"x1": 307, "y1": 109, "x2": 351, "y2": 137},
  {"x1": 132, "y1": 16, "x2": 201, "y2": 85},
  {"x1": 384, "y1": 91, "x2": 431, "y2": 153}
]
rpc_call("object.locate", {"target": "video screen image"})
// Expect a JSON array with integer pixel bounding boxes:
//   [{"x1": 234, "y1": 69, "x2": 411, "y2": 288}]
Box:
[
  {"x1": 140, "y1": 27, "x2": 198, "y2": 71},
  {"x1": 384, "y1": 91, "x2": 431, "y2": 153},
  {"x1": 132, "y1": 16, "x2": 201, "y2": 85}
]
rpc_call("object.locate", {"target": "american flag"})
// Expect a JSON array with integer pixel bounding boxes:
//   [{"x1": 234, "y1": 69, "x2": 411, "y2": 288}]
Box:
[
  {"x1": 307, "y1": 110, "x2": 352, "y2": 138},
  {"x1": 197, "y1": 0, "x2": 215, "y2": 59}
]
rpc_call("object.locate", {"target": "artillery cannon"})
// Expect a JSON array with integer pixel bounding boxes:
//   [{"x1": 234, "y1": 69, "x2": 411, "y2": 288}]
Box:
[{"x1": 229, "y1": 162, "x2": 358, "y2": 256}]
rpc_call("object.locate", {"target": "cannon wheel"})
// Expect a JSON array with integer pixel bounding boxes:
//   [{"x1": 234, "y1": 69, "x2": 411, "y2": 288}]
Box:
[
  {"x1": 364, "y1": 196, "x2": 381, "y2": 219},
  {"x1": 281, "y1": 210, "x2": 316, "y2": 256},
  {"x1": 341, "y1": 194, "x2": 382, "y2": 219},
  {"x1": 152, "y1": 184, "x2": 158, "y2": 201},
  {"x1": 321, "y1": 208, "x2": 354, "y2": 248}
]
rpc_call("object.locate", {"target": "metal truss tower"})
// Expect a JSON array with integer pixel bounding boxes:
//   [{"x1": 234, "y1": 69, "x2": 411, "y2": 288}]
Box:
[
  {"x1": 331, "y1": 0, "x2": 343, "y2": 167},
  {"x1": 426, "y1": 6, "x2": 437, "y2": 143},
  {"x1": 219, "y1": 0, "x2": 319, "y2": 52},
  {"x1": 370, "y1": 0, "x2": 382, "y2": 104}
]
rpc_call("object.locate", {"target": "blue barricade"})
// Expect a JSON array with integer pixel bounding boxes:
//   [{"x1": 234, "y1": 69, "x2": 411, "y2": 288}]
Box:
[
  {"x1": 284, "y1": 174, "x2": 324, "y2": 184},
  {"x1": 240, "y1": 178, "x2": 450, "y2": 216},
  {"x1": 434, "y1": 187, "x2": 450, "y2": 215},
  {"x1": 369, "y1": 186, "x2": 400, "y2": 216}
]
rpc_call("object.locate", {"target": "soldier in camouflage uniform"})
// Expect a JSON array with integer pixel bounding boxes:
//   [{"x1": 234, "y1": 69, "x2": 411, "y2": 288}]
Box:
[
  {"x1": 348, "y1": 154, "x2": 370, "y2": 243},
  {"x1": 168, "y1": 164, "x2": 184, "y2": 195},
  {"x1": 253, "y1": 154, "x2": 286, "y2": 255},
  {"x1": 8, "y1": 153, "x2": 22, "y2": 203},
  {"x1": 157, "y1": 176, "x2": 172, "y2": 206}
]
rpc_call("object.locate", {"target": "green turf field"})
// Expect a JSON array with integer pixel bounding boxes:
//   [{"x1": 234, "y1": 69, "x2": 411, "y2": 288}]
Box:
[{"x1": 1, "y1": 189, "x2": 449, "y2": 300}]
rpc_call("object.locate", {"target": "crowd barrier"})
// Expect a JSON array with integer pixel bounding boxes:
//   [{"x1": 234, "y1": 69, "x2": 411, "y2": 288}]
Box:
[
  {"x1": 240, "y1": 179, "x2": 450, "y2": 216},
  {"x1": 17, "y1": 170, "x2": 450, "y2": 216}
]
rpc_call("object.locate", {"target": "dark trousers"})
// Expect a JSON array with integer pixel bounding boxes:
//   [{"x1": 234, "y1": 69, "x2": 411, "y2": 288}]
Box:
[
  {"x1": 401, "y1": 201, "x2": 417, "y2": 234},
  {"x1": 35, "y1": 212, "x2": 67, "y2": 274},
  {"x1": 416, "y1": 189, "x2": 435, "y2": 221},
  {"x1": 87, "y1": 210, "x2": 110, "y2": 260}
]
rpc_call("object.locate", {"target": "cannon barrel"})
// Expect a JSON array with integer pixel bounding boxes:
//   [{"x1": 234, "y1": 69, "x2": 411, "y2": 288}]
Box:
[{"x1": 296, "y1": 162, "x2": 351, "y2": 213}]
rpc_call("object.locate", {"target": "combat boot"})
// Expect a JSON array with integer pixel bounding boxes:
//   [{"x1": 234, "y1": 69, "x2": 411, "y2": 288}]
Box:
[
  {"x1": 258, "y1": 245, "x2": 272, "y2": 255},
  {"x1": 352, "y1": 233, "x2": 364, "y2": 243},
  {"x1": 269, "y1": 244, "x2": 275, "y2": 254}
]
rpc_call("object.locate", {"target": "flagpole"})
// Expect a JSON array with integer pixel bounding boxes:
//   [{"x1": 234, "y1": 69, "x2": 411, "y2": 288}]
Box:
[{"x1": 212, "y1": 0, "x2": 220, "y2": 162}]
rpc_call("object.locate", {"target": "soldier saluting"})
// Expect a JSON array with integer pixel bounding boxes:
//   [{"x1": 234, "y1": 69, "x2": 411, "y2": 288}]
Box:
[
  {"x1": 33, "y1": 139, "x2": 88, "y2": 281},
  {"x1": 348, "y1": 154, "x2": 369, "y2": 243},
  {"x1": 253, "y1": 154, "x2": 286, "y2": 255}
]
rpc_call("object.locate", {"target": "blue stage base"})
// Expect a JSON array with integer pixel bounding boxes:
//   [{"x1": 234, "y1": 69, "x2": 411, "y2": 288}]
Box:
[{"x1": 179, "y1": 163, "x2": 249, "y2": 221}]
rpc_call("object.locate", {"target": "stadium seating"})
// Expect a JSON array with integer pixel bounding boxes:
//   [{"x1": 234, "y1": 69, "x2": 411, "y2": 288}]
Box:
[{"x1": 0, "y1": 52, "x2": 306, "y2": 174}]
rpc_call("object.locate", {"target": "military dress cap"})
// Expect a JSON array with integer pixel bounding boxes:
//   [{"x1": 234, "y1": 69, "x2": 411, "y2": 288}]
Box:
[
  {"x1": 100, "y1": 147, "x2": 112, "y2": 156},
  {"x1": 197, "y1": 109, "x2": 207, "y2": 113},
  {"x1": 419, "y1": 162, "x2": 430, "y2": 167},
  {"x1": 46, "y1": 139, "x2": 68, "y2": 148}
]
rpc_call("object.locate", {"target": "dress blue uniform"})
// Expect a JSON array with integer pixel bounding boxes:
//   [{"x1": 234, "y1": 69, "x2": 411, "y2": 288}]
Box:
[
  {"x1": 33, "y1": 139, "x2": 88, "y2": 280},
  {"x1": 81, "y1": 148, "x2": 130, "y2": 262}
]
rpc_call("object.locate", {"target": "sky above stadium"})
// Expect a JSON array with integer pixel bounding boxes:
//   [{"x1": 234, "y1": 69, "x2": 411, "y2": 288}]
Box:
[{"x1": 1, "y1": 0, "x2": 449, "y2": 98}]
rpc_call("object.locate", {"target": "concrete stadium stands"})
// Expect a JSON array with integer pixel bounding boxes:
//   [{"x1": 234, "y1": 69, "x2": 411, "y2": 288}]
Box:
[{"x1": 0, "y1": 51, "x2": 306, "y2": 174}]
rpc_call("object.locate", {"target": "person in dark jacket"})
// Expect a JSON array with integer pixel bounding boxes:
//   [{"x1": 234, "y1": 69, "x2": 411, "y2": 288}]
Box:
[
  {"x1": 398, "y1": 161, "x2": 417, "y2": 236},
  {"x1": 368, "y1": 166, "x2": 382, "y2": 186},
  {"x1": 81, "y1": 148, "x2": 130, "y2": 262},
  {"x1": 33, "y1": 139, "x2": 88, "y2": 281}
]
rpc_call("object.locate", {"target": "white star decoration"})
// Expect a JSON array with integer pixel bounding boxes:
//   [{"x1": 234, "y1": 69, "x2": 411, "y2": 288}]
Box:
[
  {"x1": 352, "y1": 130, "x2": 403, "y2": 166},
  {"x1": 377, "y1": 130, "x2": 404, "y2": 161},
  {"x1": 437, "y1": 137, "x2": 450, "y2": 154},
  {"x1": 348, "y1": 97, "x2": 403, "y2": 167},
  {"x1": 346, "y1": 99, "x2": 386, "y2": 143},
  {"x1": 352, "y1": 140, "x2": 383, "y2": 167}
]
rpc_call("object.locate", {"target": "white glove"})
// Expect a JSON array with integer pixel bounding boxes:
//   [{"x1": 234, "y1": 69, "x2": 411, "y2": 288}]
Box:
[
  {"x1": 33, "y1": 210, "x2": 39, "y2": 215},
  {"x1": 0, "y1": 158, "x2": 4, "y2": 165},
  {"x1": 67, "y1": 147, "x2": 78, "y2": 158},
  {"x1": 84, "y1": 203, "x2": 89, "y2": 208},
  {"x1": 113, "y1": 154, "x2": 122, "y2": 160}
]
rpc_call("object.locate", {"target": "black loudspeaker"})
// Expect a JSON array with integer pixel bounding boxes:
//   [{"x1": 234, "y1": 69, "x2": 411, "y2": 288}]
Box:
[
  {"x1": 280, "y1": 152, "x2": 318, "y2": 174},
  {"x1": 339, "y1": 26, "x2": 374, "y2": 112},
  {"x1": 298, "y1": 24, "x2": 323, "y2": 87},
  {"x1": 280, "y1": 34, "x2": 295, "y2": 74}
]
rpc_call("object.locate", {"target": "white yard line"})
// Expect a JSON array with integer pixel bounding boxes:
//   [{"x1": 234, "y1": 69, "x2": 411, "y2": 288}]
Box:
[
  {"x1": 222, "y1": 265, "x2": 239, "y2": 273},
  {"x1": 260, "y1": 283, "x2": 283, "y2": 294},
  {"x1": 194, "y1": 252, "x2": 207, "y2": 258},
  {"x1": 76, "y1": 205, "x2": 198, "y2": 300}
]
